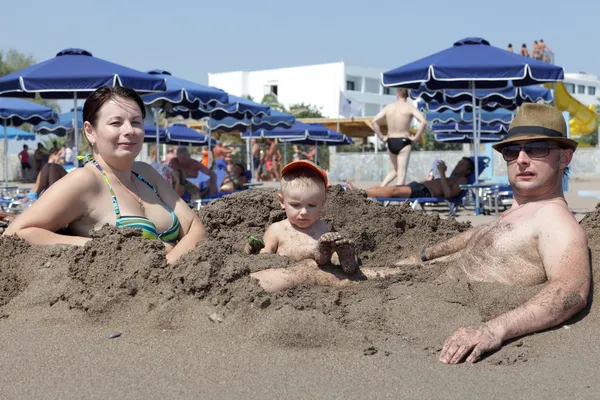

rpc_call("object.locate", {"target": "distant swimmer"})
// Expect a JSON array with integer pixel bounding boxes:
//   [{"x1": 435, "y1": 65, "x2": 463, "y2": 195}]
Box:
[{"x1": 372, "y1": 88, "x2": 426, "y2": 187}]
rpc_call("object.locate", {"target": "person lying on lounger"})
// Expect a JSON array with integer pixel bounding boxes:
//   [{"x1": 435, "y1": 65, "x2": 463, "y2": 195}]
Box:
[{"x1": 346, "y1": 157, "x2": 474, "y2": 199}]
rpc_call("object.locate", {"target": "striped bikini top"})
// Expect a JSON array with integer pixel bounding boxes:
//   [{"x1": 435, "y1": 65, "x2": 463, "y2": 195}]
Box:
[{"x1": 81, "y1": 154, "x2": 181, "y2": 243}]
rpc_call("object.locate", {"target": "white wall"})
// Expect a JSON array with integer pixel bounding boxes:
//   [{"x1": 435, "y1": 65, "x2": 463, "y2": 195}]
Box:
[
  {"x1": 564, "y1": 72, "x2": 600, "y2": 106},
  {"x1": 207, "y1": 71, "x2": 248, "y2": 98},
  {"x1": 207, "y1": 62, "x2": 399, "y2": 118}
]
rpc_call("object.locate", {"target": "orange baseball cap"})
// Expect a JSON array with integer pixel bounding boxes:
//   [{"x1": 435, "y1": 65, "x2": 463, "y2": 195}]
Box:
[{"x1": 281, "y1": 160, "x2": 328, "y2": 188}]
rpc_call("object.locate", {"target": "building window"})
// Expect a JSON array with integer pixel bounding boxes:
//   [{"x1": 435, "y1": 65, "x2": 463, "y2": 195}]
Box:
[
  {"x1": 346, "y1": 80, "x2": 355, "y2": 91},
  {"x1": 383, "y1": 87, "x2": 392, "y2": 95},
  {"x1": 365, "y1": 78, "x2": 380, "y2": 94},
  {"x1": 264, "y1": 83, "x2": 278, "y2": 96},
  {"x1": 564, "y1": 83, "x2": 575, "y2": 94},
  {"x1": 588, "y1": 86, "x2": 596, "y2": 95},
  {"x1": 577, "y1": 84, "x2": 585, "y2": 94}
]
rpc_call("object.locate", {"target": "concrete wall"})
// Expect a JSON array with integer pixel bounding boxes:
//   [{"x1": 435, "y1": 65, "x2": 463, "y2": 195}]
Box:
[{"x1": 327, "y1": 147, "x2": 600, "y2": 183}]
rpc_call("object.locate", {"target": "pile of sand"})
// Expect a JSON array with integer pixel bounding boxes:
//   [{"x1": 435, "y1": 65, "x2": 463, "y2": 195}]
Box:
[{"x1": 1, "y1": 187, "x2": 599, "y2": 365}]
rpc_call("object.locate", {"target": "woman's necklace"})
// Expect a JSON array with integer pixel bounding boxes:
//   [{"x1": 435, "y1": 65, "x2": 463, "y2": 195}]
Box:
[{"x1": 115, "y1": 174, "x2": 145, "y2": 212}]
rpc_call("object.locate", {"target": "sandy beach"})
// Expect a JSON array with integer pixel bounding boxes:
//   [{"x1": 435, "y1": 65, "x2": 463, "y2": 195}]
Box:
[{"x1": 1, "y1": 182, "x2": 599, "y2": 399}]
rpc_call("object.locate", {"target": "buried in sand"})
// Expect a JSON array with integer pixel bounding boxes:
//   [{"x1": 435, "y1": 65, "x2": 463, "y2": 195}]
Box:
[{"x1": 0, "y1": 104, "x2": 594, "y2": 367}]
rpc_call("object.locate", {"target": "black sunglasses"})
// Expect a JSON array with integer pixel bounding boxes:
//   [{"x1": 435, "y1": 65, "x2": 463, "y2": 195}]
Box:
[{"x1": 501, "y1": 141, "x2": 561, "y2": 162}]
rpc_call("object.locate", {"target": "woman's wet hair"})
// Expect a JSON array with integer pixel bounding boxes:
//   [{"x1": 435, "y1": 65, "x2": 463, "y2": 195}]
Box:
[{"x1": 83, "y1": 86, "x2": 146, "y2": 127}]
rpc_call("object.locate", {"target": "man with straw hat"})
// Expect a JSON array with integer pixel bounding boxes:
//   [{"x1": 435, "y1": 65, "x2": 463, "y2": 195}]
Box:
[{"x1": 424, "y1": 103, "x2": 589, "y2": 364}]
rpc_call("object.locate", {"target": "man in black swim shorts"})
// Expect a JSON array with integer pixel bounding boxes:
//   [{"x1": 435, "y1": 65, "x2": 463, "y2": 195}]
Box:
[{"x1": 372, "y1": 88, "x2": 427, "y2": 187}]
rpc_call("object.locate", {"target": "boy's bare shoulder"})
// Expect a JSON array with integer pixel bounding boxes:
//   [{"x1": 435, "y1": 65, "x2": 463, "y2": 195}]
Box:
[{"x1": 266, "y1": 220, "x2": 290, "y2": 233}]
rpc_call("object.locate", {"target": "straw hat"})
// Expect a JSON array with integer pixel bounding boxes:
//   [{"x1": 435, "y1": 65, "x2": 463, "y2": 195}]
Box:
[
  {"x1": 281, "y1": 160, "x2": 328, "y2": 187},
  {"x1": 492, "y1": 103, "x2": 578, "y2": 152}
]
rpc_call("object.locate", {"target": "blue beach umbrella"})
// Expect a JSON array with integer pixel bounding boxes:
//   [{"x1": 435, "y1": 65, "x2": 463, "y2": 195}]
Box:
[
  {"x1": 1, "y1": 127, "x2": 36, "y2": 141},
  {"x1": 209, "y1": 110, "x2": 295, "y2": 133},
  {"x1": 35, "y1": 107, "x2": 83, "y2": 137},
  {"x1": 411, "y1": 83, "x2": 553, "y2": 107},
  {"x1": 1, "y1": 98, "x2": 57, "y2": 186},
  {"x1": 382, "y1": 37, "x2": 564, "y2": 214},
  {"x1": 141, "y1": 70, "x2": 228, "y2": 110},
  {"x1": 432, "y1": 122, "x2": 509, "y2": 134},
  {"x1": 241, "y1": 121, "x2": 329, "y2": 139},
  {"x1": 172, "y1": 94, "x2": 271, "y2": 121},
  {"x1": 426, "y1": 108, "x2": 514, "y2": 124},
  {"x1": 434, "y1": 133, "x2": 506, "y2": 144},
  {"x1": 279, "y1": 125, "x2": 352, "y2": 165},
  {"x1": 0, "y1": 48, "x2": 167, "y2": 158},
  {"x1": 382, "y1": 37, "x2": 564, "y2": 90}
]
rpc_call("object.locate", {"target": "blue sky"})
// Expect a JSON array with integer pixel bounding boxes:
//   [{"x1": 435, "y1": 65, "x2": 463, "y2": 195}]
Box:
[
  {"x1": 2, "y1": 0, "x2": 598, "y2": 152},
  {"x1": 2, "y1": 0, "x2": 598, "y2": 84}
]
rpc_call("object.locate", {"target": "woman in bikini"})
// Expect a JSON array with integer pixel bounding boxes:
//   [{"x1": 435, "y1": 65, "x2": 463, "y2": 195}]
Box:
[{"x1": 4, "y1": 86, "x2": 206, "y2": 264}]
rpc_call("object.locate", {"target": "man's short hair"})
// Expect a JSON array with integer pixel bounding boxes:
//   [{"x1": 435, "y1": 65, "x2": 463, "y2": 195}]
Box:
[
  {"x1": 176, "y1": 146, "x2": 189, "y2": 156},
  {"x1": 461, "y1": 157, "x2": 475, "y2": 175},
  {"x1": 396, "y1": 88, "x2": 409, "y2": 98},
  {"x1": 280, "y1": 167, "x2": 326, "y2": 195}
]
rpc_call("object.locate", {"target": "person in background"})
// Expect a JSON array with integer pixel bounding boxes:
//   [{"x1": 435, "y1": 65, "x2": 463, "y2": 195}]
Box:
[
  {"x1": 18, "y1": 145, "x2": 32, "y2": 181},
  {"x1": 520, "y1": 43, "x2": 530, "y2": 57},
  {"x1": 507, "y1": 43, "x2": 513, "y2": 53},
  {"x1": 34, "y1": 143, "x2": 48, "y2": 178},
  {"x1": 372, "y1": 88, "x2": 427, "y2": 186}
]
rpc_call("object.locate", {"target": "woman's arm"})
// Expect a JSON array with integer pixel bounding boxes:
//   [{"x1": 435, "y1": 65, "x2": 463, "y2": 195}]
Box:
[{"x1": 3, "y1": 168, "x2": 98, "y2": 246}]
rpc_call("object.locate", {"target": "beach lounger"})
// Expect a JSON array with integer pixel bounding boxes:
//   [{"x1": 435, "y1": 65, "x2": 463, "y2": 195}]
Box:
[{"x1": 374, "y1": 156, "x2": 490, "y2": 216}]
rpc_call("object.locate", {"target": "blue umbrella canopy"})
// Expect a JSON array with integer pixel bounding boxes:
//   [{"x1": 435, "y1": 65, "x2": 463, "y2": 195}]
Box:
[
  {"x1": 209, "y1": 110, "x2": 295, "y2": 132},
  {"x1": 35, "y1": 107, "x2": 83, "y2": 136},
  {"x1": 0, "y1": 98, "x2": 57, "y2": 126},
  {"x1": 419, "y1": 99, "x2": 517, "y2": 112},
  {"x1": 279, "y1": 126, "x2": 353, "y2": 145},
  {"x1": 145, "y1": 124, "x2": 219, "y2": 146},
  {"x1": 426, "y1": 108, "x2": 514, "y2": 124},
  {"x1": 0, "y1": 48, "x2": 167, "y2": 98},
  {"x1": 410, "y1": 82, "x2": 553, "y2": 106},
  {"x1": 141, "y1": 70, "x2": 229, "y2": 110},
  {"x1": 434, "y1": 133, "x2": 506, "y2": 144},
  {"x1": 382, "y1": 37, "x2": 564, "y2": 90},
  {"x1": 0, "y1": 127, "x2": 36, "y2": 140},
  {"x1": 172, "y1": 94, "x2": 271, "y2": 120},
  {"x1": 433, "y1": 121, "x2": 509, "y2": 134},
  {"x1": 241, "y1": 121, "x2": 328, "y2": 139}
]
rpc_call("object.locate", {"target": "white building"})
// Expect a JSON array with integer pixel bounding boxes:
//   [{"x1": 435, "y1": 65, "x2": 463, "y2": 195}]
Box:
[
  {"x1": 207, "y1": 62, "x2": 399, "y2": 118},
  {"x1": 563, "y1": 72, "x2": 600, "y2": 106}
]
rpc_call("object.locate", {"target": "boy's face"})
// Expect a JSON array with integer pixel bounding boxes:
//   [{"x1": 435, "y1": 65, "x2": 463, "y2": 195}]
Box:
[{"x1": 279, "y1": 183, "x2": 326, "y2": 229}]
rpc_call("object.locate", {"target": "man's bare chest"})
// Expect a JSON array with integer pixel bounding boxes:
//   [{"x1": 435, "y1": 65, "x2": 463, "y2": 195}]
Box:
[{"x1": 460, "y1": 220, "x2": 546, "y2": 285}]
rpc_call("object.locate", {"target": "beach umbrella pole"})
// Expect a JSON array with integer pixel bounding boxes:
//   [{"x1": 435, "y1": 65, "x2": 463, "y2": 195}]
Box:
[
  {"x1": 3, "y1": 120, "x2": 7, "y2": 187},
  {"x1": 73, "y1": 93, "x2": 79, "y2": 163},
  {"x1": 154, "y1": 109, "x2": 160, "y2": 164},
  {"x1": 471, "y1": 83, "x2": 481, "y2": 215}
]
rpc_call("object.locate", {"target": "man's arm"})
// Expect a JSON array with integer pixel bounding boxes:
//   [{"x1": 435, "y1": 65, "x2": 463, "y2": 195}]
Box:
[
  {"x1": 410, "y1": 106, "x2": 427, "y2": 142},
  {"x1": 439, "y1": 207, "x2": 590, "y2": 364},
  {"x1": 371, "y1": 108, "x2": 387, "y2": 141},
  {"x1": 394, "y1": 224, "x2": 485, "y2": 266},
  {"x1": 436, "y1": 162, "x2": 465, "y2": 199},
  {"x1": 193, "y1": 160, "x2": 217, "y2": 194}
]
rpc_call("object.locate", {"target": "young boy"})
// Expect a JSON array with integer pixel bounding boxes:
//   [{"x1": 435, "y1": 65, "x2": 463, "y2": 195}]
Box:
[{"x1": 246, "y1": 160, "x2": 357, "y2": 291}]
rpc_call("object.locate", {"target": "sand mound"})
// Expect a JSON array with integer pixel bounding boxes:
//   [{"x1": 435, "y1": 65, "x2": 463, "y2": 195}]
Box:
[{"x1": 1, "y1": 188, "x2": 599, "y2": 365}]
